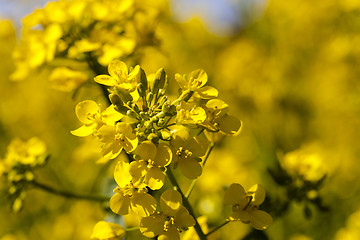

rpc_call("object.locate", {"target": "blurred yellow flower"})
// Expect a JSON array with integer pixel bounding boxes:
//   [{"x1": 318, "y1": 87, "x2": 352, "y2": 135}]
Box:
[
  {"x1": 224, "y1": 183, "x2": 272, "y2": 230},
  {"x1": 91, "y1": 221, "x2": 126, "y2": 240}
]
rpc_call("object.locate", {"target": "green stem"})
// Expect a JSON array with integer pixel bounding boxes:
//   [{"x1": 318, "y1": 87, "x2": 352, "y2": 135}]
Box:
[
  {"x1": 166, "y1": 168, "x2": 207, "y2": 240},
  {"x1": 185, "y1": 143, "x2": 215, "y2": 199},
  {"x1": 205, "y1": 221, "x2": 229, "y2": 237},
  {"x1": 31, "y1": 180, "x2": 109, "y2": 202}
]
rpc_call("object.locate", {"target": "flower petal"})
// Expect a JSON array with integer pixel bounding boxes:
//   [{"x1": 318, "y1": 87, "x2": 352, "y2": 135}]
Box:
[
  {"x1": 134, "y1": 141, "x2": 157, "y2": 161},
  {"x1": 91, "y1": 221, "x2": 125, "y2": 239},
  {"x1": 189, "y1": 69, "x2": 207, "y2": 87},
  {"x1": 140, "y1": 214, "x2": 166, "y2": 238},
  {"x1": 249, "y1": 210, "x2": 273, "y2": 230},
  {"x1": 197, "y1": 86, "x2": 218, "y2": 99},
  {"x1": 158, "y1": 226, "x2": 180, "y2": 240},
  {"x1": 110, "y1": 193, "x2": 131, "y2": 215},
  {"x1": 145, "y1": 167, "x2": 165, "y2": 190},
  {"x1": 175, "y1": 73, "x2": 189, "y2": 90},
  {"x1": 75, "y1": 100, "x2": 99, "y2": 124},
  {"x1": 94, "y1": 75, "x2": 117, "y2": 86},
  {"x1": 217, "y1": 115, "x2": 242, "y2": 135},
  {"x1": 70, "y1": 125, "x2": 95, "y2": 137},
  {"x1": 174, "y1": 206, "x2": 195, "y2": 228},
  {"x1": 114, "y1": 161, "x2": 132, "y2": 188},
  {"x1": 178, "y1": 157, "x2": 202, "y2": 179},
  {"x1": 129, "y1": 160, "x2": 147, "y2": 180},
  {"x1": 248, "y1": 184, "x2": 266, "y2": 206},
  {"x1": 108, "y1": 60, "x2": 128, "y2": 78},
  {"x1": 131, "y1": 192, "x2": 157, "y2": 217},
  {"x1": 160, "y1": 189, "x2": 182, "y2": 216},
  {"x1": 154, "y1": 143, "x2": 172, "y2": 167},
  {"x1": 224, "y1": 183, "x2": 247, "y2": 207}
]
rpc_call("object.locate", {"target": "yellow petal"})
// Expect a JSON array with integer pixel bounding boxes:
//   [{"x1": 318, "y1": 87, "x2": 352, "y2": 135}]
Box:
[
  {"x1": 224, "y1": 183, "x2": 248, "y2": 207},
  {"x1": 145, "y1": 167, "x2": 165, "y2": 190},
  {"x1": 91, "y1": 221, "x2": 126, "y2": 239},
  {"x1": 75, "y1": 100, "x2": 99, "y2": 124},
  {"x1": 249, "y1": 210, "x2": 273, "y2": 230},
  {"x1": 187, "y1": 136, "x2": 209, "y2": 158},
  {"x1": 154, "y1": 143, "x2": 172, "y2": 167},
  {"x1": 174, "y1": 206, "x2": 195, "y2": 228},
  {"x1": 134, "y1": 141, "x2": 157, "y2": 160},
  {"x1": 102, "y1": 104, "x2": 123, "y2": 125},
  {"x1": 160, "y1": 189, "x2": 182, "y2": 216},
  {"x1": 188, "y1": 69, "x2": 207, "y2": 88},
  {"x1": 217, "y1": 115, "x2": 242, "y2": 135},
  {"x1": 230, "y1": 210, "x2": 250, "y2": 223},
  {"x1": 94, "y1": 75, "x2": 117, "y2": 86},
  {"x1": 175, "y1": 73, "x2": 189, "y2": 90},
  {"x1": 110, "y1": 193, "x2": 131, "y2": 215},
  {"x1": 129, "y1": 160, "x2": 147, "y2": 180},
  {"x1": 131, "y1": 192, "x2": 157, "y2": 217},
  {"x1": 178, "y1": 157, "x2": 202, "y2": 179},
  {"x1": 114, "y1": 161, "x2": 132, "y2": 188},
  {"x1": 70, "y1": 125, "x2": 95, "y2": 137},
  {"x1": 248, "y1": 184, "x2": 266, "y2": 206},
  {"x1": 197, "y1": 86, "x2": 218, "y2": 99},
  {"x1": 140, "y1": 214, "x2": 167, "y2": 238},
  {"x1": 109, "y1": 60, "x2": 128, "y2": 78},
  {"x1": 158, "y1": 226, "x2": 180, "y2": 240}
]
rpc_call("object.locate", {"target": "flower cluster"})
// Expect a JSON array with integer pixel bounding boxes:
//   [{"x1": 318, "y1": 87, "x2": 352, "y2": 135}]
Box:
[
  {"x1": 0, "y1": 137, "x2": 47, "y2": 212},
  {"x1": 11, "y1": 0, "x2": 161, "y2": 92},
  {"x1": 72, "y1": 60, "x2": 271, "y2": 239}
]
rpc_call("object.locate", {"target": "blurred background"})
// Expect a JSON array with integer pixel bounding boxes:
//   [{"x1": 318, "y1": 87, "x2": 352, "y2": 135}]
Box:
[{"x1": 1, "y1": 0, "x2": 360, "y2": 239}]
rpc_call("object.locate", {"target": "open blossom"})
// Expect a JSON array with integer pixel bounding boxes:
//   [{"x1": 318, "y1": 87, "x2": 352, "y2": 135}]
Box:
[
  {"x1": 110, "y1": 161, "x2": 156, "y2": 217},
  {"x1": 140, "y1": 189, "x2": 195, "y2": 240},
  {"x1": 224, "y1": 183, "x2": 273, "y2": 230},
  {"x1": 170, "y1": 128, "x2": 209, "y2": 179},
  {"x1": 129, "y1": 141, "x2": 172, "y2": 190},
  {"x1": 201, "y1": 99, "x2": 241, "y2": 135},
  {"x1": 71, "y1": 100, "x2": 123, "y2": 137},
  {"x1": 175, "y1": 69, "x2": 218, "y2": 100},
  {"x1": 96, "y1": 122, "x2": 138, "y2": 160},
  {"x1": 94, "y1": 60, "x2": 140, "y2": 92}
]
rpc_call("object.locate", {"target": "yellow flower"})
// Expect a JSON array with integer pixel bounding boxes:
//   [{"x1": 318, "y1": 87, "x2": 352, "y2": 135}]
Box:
[
  {"x1": 140, "y1": 189, "x2": 195, "y2": 240},
  {"x1": 94, "y1": 60, "x2": 140, "y2": 92},
  {"x1": 91, "y1": 221, "x2": 126, "y2": 240},
  {"x1": 170, "y1": 129, "x2": 209, "y2": 179},
  {"x1": 129, "y1": 141, "x2": 172, "y2": 190},
  {"x1": 96, "y1": 122, "x2": 138, "y2": 160},
  {"x1": 49, "y1": 67, "x2": 88, "y2": 92},
  {"x1": 224, "y1": 183, "x2": 272, "y2": 230},
  {"x1": 176, "y1": 101, "x2": 207, "y2": 127},
  {"x1": 71, "y1": 100, "x2": 123, "y2": 137},
  {"x1": 175, "y1": 69, "x2": 218, "y2": 99},
  {"x1": 3, "y1": 137, "x2": 47, "y2": 167},
  {"x1": 110, "y1": 161, "x2": 156, "y2": 217},
  {"x1": 201, "y1": 99, "x2": 242, "y2": 135}
]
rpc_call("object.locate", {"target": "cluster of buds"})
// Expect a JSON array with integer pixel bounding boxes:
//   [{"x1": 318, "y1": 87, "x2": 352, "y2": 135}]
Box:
[{"x1": 0, "y1": 138, "x2": 47, "y2": 212}]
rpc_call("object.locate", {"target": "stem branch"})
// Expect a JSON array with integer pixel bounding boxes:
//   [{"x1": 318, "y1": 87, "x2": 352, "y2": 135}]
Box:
[{"x1": 31, "y1": 180, "x2": 109, "y2": 202}]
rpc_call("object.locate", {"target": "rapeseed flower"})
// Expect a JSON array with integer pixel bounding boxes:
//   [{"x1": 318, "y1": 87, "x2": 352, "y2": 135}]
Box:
[
  {"x1": 71, "y1": 100, "x2": 123, "y2": 137},
  {"x1": 140, "y1": 189, "x2": 195, "y2": 240},
  {"x1": 129, "y1": 141, "x2": 172, "y2": 190},
  {"x1": 224, "y1": 183, "x2": 272, "y2": 230},
  {"x1": 91, "y1": 221, "x2": 126, "y2": 240},
  {"x1": 110, "y1": 161, "x2": 156, "y2": 217}
]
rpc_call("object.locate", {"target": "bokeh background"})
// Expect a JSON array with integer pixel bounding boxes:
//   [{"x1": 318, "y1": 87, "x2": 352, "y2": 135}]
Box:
[{"x1": 1, "y1": 0, "x2": 360, "y2": 239}]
